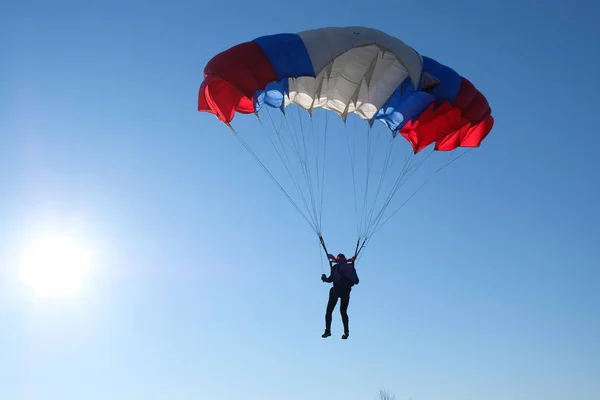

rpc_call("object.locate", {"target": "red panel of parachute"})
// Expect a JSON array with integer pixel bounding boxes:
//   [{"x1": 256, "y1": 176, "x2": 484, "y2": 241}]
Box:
[
  {"x1": 198, "y1": 42, "x2": 278, "y2": 123},
  {"x1": 400, "y1": 77, "x2": 494, "y2": 153}
]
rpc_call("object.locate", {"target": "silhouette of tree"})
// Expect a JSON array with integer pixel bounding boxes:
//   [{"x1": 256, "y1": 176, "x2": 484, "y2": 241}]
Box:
[{"x1": 377, "y1": 389, "x2": 396, "y2": 400}]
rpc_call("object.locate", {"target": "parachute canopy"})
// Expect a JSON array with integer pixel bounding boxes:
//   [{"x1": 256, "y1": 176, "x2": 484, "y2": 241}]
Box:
[{"x1": 198, "y1": 26, "x2": 494, "y2": 154}]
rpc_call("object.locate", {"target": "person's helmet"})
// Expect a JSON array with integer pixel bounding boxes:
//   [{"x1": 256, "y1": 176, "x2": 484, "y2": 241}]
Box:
[{"x1": 337, "y1": 253, "x2": 346, "y2": 261}]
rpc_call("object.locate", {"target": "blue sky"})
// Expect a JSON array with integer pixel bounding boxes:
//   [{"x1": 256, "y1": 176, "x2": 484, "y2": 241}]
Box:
[{"x1": 1, "y1": 0, "x2": 599, "y2": 399}]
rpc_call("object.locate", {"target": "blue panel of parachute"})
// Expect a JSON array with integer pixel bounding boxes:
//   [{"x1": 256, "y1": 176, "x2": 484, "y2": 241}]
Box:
[
  {"x1": 421, "y1": 56, "x2": 462, "y2": 103},
  {"x1": 254, "y1": 79, "x2": 289, "y2": 113},
  {"x1": 253, "y1": 33, "x2": 315, "y2": 80},
  {"x1": 372, "y1": 77, "x2": 435, "y2": 134}
]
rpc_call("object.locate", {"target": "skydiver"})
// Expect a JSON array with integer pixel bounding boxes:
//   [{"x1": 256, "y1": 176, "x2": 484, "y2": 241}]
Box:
[{"x1": 321, "y1": 253, "x2": 359, "y2": 339}]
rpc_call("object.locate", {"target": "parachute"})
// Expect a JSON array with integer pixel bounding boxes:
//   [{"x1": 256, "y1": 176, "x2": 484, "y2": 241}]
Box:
[{"x1": 197, "y1": 26, "x2": 494, "y2": 261}]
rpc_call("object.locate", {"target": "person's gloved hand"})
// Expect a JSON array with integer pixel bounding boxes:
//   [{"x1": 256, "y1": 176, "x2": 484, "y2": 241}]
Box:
[{"x1": 321, "y1": 274, "x2": 327, "y2": 281}]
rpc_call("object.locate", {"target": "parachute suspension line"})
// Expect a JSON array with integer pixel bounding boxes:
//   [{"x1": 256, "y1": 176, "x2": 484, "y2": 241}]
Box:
[
  {"x1": 259, "y1": 106, "x2": 336, "y2": 263},
  {"x1": 361, "y1": 123, "x2": 397, "y2": 240},
  {"x1": 319, "y1": 234, "x2": 333, "y2": 268},
  {"x1": 353, "y1": 236, "x2": 368, "y2": 261},
  {"x1": 263, "y1": 108, "x2": 321, "y2": 234},
  {"x1": 364, "y1": 147, "x2": 434, "y2": 240},
  {"x1": 317, "y1": 235, "x2": 327, "y2": 273},
  {"x1": 278, "y1": 108, "x2": 322, "y2": 233},
  {"x1": 314, "y1": 109, "x2": 329, "y2": 234},
  {"x1": 355, "y1": 79, "x2": 415, "y2": 252},
  {"x1": 346, "y1": 116, "x2": 378, "y2": 244},
  {"x1": 359, "y1": 121, "x2": 375, "y2": 240},
  {"x1": 295, "y1": 107, "x2": 321, "y2": 234},
  {"x1": 343, "y1": 116, "x2": 413, "y2": 257},
  {"x1": 343, "y1": 117, "x2": 408, "y2": 249},
  {"x1": 355, "y1": 79, "x2": 379, "y2": 252},
  {"x1": 371, "y1": 168, "x2": 434, "y2": 235},
  {"x1": 313, "y1": 110, "x2": 330, "y2": 270},
  {"x1": 359, "y1": 122, "x2": 378, "y2": 242},
  {"x1": 281, "y1": 107, "x2": 323, "y2": 234},
  {"x1": 344, "y1": 119, "x2": 360, "y2": 239},
  {"x1": 370, "y1": 147, "x2": 475, "y2": 236},
  {"x1": 245, "y1": 106, "x2": 474, "y2": 264},
  {"x1": 363, "y1": 134, "x2": 396, "y2": 233},
  {"x1": 437, "y1": 147, "x2": 473, "y2": 172},
  {"x1": 229, "y1": 123, "x2": 319, "y2": 235}
]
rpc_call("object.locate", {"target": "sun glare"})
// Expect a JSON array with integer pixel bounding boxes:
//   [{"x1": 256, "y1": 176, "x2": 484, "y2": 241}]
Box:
[{"x1": 19, "y1": 234, "x2": 92, "y2": 298}]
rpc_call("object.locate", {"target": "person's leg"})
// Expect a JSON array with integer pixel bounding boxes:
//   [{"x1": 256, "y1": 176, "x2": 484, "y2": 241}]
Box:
[
  {"x1": 340, "y1": 294, "x2": 350, "y2": 339},
  {"x1": 323, "y1": 287, "x2": 338, "y2": 337}
]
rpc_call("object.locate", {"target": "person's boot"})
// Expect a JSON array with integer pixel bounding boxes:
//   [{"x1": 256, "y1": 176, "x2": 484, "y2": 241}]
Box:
[
  {"x1": 341, "y1": 331, "x2": 349, "y2": 339},
  {"x1": 321, "y1": 329, "x2": 331, "y2": 338}
]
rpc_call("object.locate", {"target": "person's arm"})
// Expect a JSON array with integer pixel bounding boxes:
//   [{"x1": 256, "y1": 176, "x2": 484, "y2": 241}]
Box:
[{"x1": 322, "y1": 264, "x2": 337, "y2": 282}]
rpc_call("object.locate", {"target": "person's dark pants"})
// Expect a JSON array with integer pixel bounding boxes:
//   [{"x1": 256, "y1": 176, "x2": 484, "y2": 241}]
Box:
[{"x1": 325, "y1": 286, "x2": 351, "y2": 333}]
